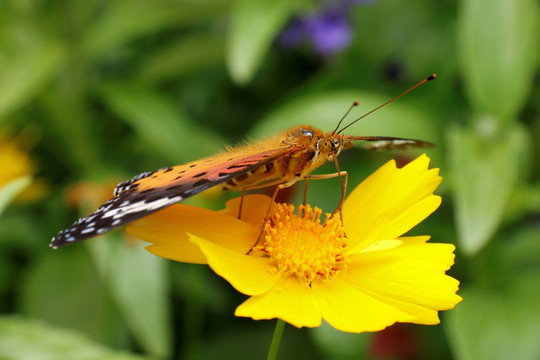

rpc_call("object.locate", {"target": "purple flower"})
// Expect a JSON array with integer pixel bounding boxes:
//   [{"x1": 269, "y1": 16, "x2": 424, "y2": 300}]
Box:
[
  {"x1": 304, "y1": 6, "x2": 352, "y2": 55},
  {"x1": 278, "y1": 17, "x2": 307, "y2": 48},
  {"x1": 343, "y1": 0, "x2": 376, "y2": 5},
  {"x1": 278, "y1": 0, "x2": 374, "y2": 56}
]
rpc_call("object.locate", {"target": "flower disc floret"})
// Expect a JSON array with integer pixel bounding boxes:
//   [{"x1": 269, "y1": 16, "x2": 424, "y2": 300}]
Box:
[{"x1": 260, "y1": 203, "x2": 348, "y2": 284}]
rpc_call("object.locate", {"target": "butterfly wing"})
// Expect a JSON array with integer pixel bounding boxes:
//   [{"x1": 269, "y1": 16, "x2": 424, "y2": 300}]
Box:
[
  {"x1": 50, "y1": 147, "x2": 293, "y2": 248},
  {"x1": 343, "y1": 135, "x2": 434, "y2": 150}
]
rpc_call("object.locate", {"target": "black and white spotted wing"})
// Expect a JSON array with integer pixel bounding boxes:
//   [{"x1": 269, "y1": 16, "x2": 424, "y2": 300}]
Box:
[
  {"x1": 50, "y1": 148, "x2": 290, "y2": 249},
  {"x1": 343, "y1": 136, "x2": 434, "y2": 150}
]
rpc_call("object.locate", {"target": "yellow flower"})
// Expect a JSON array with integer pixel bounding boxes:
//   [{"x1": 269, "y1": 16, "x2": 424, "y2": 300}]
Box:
[
  {"x1": 127, "y1": 154, "x2": 461, "y2": 332},
  {"x1": 0, "y1": 134, "x2": 45, "y2": 209},
  {"x1": 0, "y1": 135, "x2": 34, "y2": 187}
]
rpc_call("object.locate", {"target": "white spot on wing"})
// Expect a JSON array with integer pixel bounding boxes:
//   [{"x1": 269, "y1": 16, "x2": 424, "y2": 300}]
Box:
[
  {"x1": 100, "y1": 196, "x2": 183, "y2": 219},
  {"x1": 80, "y1": 227, "x2": 95, "y2": 234},
  {"x1": 365, "y1": 139, "x2": 416, "y2": 150}
]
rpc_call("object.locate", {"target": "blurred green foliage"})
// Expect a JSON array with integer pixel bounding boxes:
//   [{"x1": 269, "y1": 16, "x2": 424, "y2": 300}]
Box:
[{"x1": 1, "y1": 0, "x2": 539, "y2": 359}]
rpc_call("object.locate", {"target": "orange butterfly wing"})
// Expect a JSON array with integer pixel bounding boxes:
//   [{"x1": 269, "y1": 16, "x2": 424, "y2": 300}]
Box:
[{"x1": 50, "y1": 146, "x2": 295, "y2": 248}]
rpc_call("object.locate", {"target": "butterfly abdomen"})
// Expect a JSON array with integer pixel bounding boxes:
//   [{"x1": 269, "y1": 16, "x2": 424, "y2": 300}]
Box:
[{"x1": 223, "y1": 158, "x2": 282, "y2": 190}]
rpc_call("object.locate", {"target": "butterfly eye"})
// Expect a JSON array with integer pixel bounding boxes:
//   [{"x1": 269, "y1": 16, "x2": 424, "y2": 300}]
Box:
[
  {"x1": 317, "y1": 138, "x2": 333, "y2": 153},
  {"x1": 300, "y1": 129, "x2": 314, "y2": 138}
]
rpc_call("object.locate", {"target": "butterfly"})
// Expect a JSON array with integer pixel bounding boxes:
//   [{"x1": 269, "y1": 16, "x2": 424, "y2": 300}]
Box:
[{"x1": 50, "y1": 74, "x2": 436, "y2": 249}]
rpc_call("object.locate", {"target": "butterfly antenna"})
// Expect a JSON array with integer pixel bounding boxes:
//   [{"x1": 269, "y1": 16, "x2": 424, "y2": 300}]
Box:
[
  {"x1": 332, "y1": 100, "x2": 360, "y2": 136},
  {"x1": 337, "y1": 74, "x2": 436, "y2": 134}
]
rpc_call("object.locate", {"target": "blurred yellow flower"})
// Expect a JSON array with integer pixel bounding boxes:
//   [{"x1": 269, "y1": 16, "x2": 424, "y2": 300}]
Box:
[
  {"x1": 0, "y1": 135, "x2": 34, "y2": 187},
  {"x1": 127, "y1": 154, "x2": 461, "y2": 332},
  {"x1": 0, "y1": 134, "x2": 44, "y2": 210}
]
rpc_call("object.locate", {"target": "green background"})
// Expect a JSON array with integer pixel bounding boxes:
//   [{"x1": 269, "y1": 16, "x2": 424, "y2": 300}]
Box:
[{"x1": 1, "y1": 0, "x2": 539, "y2": 359}]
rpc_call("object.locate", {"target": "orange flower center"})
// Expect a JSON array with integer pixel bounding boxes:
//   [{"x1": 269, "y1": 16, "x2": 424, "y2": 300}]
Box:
[{"x1": 258, "y1": 203, "x2": 349, "y2": 284}]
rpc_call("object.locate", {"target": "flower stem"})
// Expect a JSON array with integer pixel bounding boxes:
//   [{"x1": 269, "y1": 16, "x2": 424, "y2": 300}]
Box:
[{"x1": 267, "y1": 319, "x2": 285, "y2": 360}]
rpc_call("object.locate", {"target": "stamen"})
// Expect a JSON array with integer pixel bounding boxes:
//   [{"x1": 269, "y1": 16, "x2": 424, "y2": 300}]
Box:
[{"x1": 257, "y1": 203, "x2": 349, "y2": 284}]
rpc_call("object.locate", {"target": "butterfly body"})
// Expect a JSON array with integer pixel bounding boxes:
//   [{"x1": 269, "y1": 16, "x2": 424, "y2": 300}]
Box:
[{"x1": 223, "y1": 125, "x2": 347, "y2": 191}]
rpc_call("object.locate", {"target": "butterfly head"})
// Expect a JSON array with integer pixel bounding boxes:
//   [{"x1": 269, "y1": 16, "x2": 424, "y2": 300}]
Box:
[
  {"x1": 318, "y1": 132, "x2": 347, "y2": 160},
  {"x1": 284, "y1": 126, "x2": 345, "y2": 159}
]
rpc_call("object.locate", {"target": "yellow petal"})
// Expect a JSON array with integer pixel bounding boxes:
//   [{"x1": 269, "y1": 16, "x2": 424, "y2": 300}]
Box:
[
  {"x1": 220, "y1": 194, "x2": 272, "y2": 228},
  {"x1": 343, "y1": 236, "x2": 461, "y2": 324},
  {"x1": 361, "y1": 239, "x2": 403, "y2": 253},
  {"x1": 190, "y1": 234, "x2": 280, "y2": 296},
  {"x1": 343, "y1": 154, "x2": 442, "y2": 252},
  {"x1": 312, "y1": 277, "x2": 413, "y2": 333},
  {"x1": 235, "y1": 277, "x2": 322, "y2": 328},
  {"x1": 144, "y1": 240, "x2": 206, "y2": 264},
  {"x1": 126, "y1": 203, "x2": 258, "y2": 264}
]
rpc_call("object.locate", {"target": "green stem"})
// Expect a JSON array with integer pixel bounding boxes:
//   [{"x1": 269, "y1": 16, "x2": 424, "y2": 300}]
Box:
[{"x1": 267, "y1": 319, "x2": 286, "y2": 360}]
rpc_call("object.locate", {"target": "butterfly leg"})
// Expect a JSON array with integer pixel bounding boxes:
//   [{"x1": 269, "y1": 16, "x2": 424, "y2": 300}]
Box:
[
  {"x1": 334, "y1": 157, "x2": 347, "y2": 215},
  {"x1": 299, "y1": 179, "x2": 310, "y2": 217},
  {"x1": 246, "y1": 178, "x2": 300, "y2": 254},
  {"x1": 238, "y1": 187, "x2": 247, "y2": 220},
  {"x1": 304, "y1": 169, "x2": 348, "y2": 221},
  {"x1": 302, "y1": 179, "x2": 310, "y2": 206}
]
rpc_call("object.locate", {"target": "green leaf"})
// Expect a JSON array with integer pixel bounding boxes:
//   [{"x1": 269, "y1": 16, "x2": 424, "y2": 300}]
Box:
[
  {"x1": 137, "y1": 33, "x2": 225, "y2": 84},
  {"x1": 0, "y1": 176, "x2": 31, "y2": 215},
  {"x1": 310, "y1": 321, "x2": 371, "y2": 359},
  {"x1": 503, "y1": 182, "x2": 540, "y2": 225},
  {"x1": 0, "y1": 316, "x2": 149, "y2": 360},
  {"x1": 81, "y1": 1, "x2": 229, "y2": 62},
  {"x1": 250, "y1": 90, "x2": 440, "y2": 144},
  {"x1": 227, "y1": 0, "x2": 300, "y2": 85},
  {"x1": 0, "y1": 42, "x2": 64, "y2": 121},
  {"x1": 88, "y1": 238, "x2": 171, "y2": 359},
  {"x1": 445, "y1": 276, "x2": 540, "y2": 360},
  {"x1": 447, "y1": 122, "x2": 530, "y2": 255},
  {"x1": 192, "y1": 324, "x2": 319, "y2": 360},
  {"x1": 499, "y1": 226, "x2": 540, "y2": 274},
  {"x1": 457, "y1": 0, "x2": 540, "y2": 123},
  {"x1": 19, "y1": 247, "x2": 127, "y2": 347},
  {"x1": 99, "y1": 82, "x2": 225, "y2": 163},
  {"x1": 39, "y1": 75, "x2": 101, "y2": 172}
]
